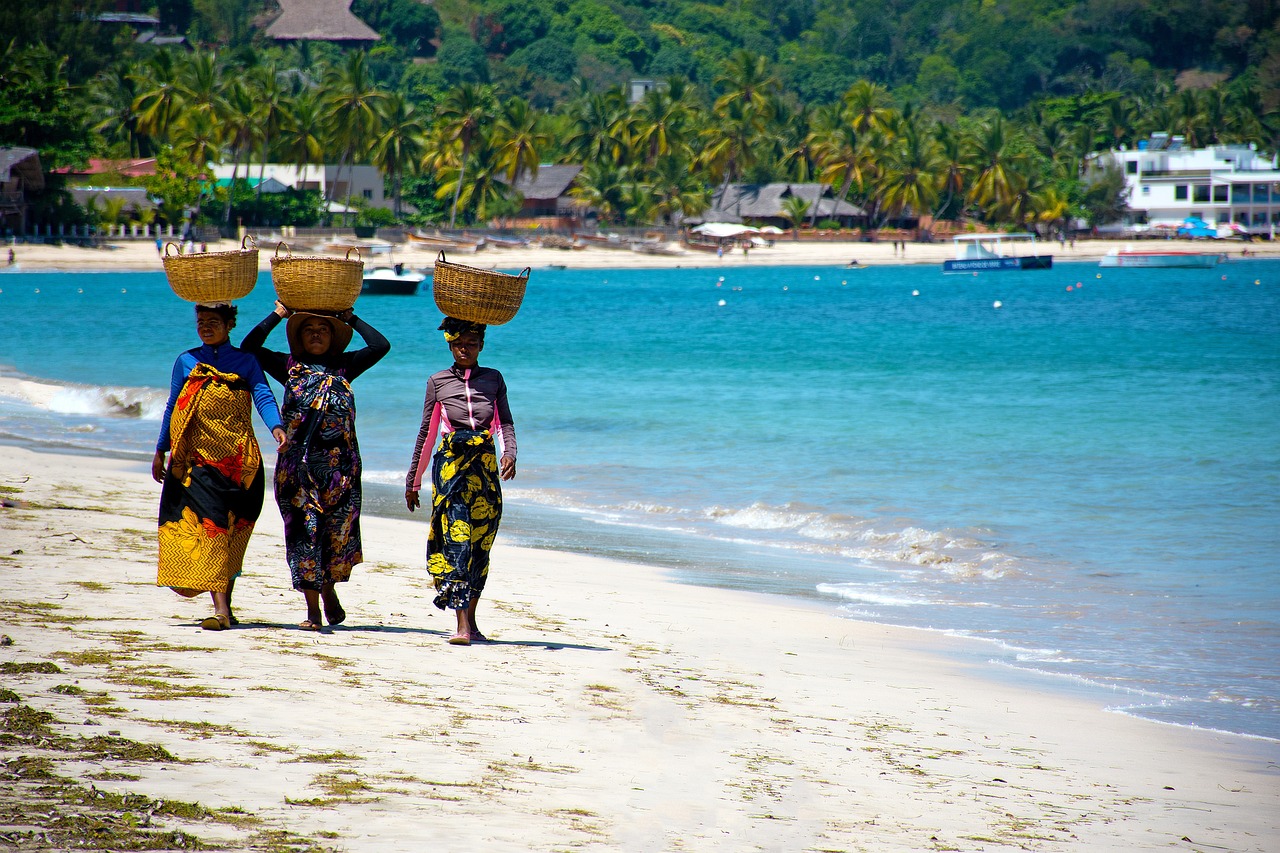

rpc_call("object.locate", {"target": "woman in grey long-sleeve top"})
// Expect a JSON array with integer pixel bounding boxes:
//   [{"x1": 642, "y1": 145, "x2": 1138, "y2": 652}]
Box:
[{"x1": 405, "y1": 317, "x2": 517, "y2": 646}]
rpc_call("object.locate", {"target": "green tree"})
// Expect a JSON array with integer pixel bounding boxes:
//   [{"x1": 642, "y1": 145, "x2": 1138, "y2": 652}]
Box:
[
  {"x1": 323, "y1": 51, "x2": 387, "y2": 219},
  {"x1": 435, "y1": 83, "x2": 497, "y2": 228},
  {"x1": 371, "y1": 92, "x2": 427, "y2": 218},
  {"x1": 781, "y1": 194, "x2": 811, "y2": 239}
]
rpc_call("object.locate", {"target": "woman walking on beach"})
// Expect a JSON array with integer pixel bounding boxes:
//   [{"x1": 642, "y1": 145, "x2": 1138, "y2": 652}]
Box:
[
  {"x1": 405, "y1": 317, "x2": 517, "y2": 645},
  {"x1": 154, "y1": 303, "x2": 288, "y2": 631},
  {"x1": 241, "y1": 302, "x2": 390, "y2": 631}
]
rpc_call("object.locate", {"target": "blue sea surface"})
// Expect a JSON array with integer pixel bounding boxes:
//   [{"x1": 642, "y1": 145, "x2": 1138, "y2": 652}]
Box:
[{"x1": 2, "y1": 258, "x2": 1277, "y2": 740}]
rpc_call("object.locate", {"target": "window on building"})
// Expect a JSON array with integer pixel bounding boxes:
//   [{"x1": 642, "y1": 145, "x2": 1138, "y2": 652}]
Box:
[
  {"x1": 1213, "y1": 185, "x2": 1227, "y2": 202},
  {"x1": 362, "y1": 189, "x2": 373, "y2": 200},
  {"x1": 1142, "y1": 186, "x2": 1150, "y2": 195},
  {"x1": 1126, "y1": 161, "x2": 1137, "y2": 174},
  {"x1": 1193, "y1": 185, "x2": 1210, "y2": 202},
  {"x1": 1232, "y1": 184, "x2": 1249, "y2": 202},
  {"x1": 1175, "y1": 185, "x2": 1188, "y2": 200}
]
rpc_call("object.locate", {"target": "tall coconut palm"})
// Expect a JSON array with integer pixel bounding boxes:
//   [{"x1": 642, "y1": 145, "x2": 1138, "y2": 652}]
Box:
[
  {"x1": 323, "y1": 51, "x2": 387, "y2": 220},
  {"x1": 569, "y1": 161, "x2": 630, "y2": 224},
  {"x1": 435, "y1": 135, "x2": 518, "y2": 225},
  {"x1": 968, "y1": 117, "x2": 1029, "y2": 224},
  {"x1": 278, "y1": 88, "x2": 327, "y2": 195},
  {"x1": 219, "y1": 79, "x2": 261, "y2": 232},
  {"x1": 131, "y1": 51, "x2": 181, "y2": 142},
  {"x1": 812, "y1": 110, "x2": 866, "y2": 224},
  {"x1": 91, "y1": 62, "x2": 146, "y2": 157},
  {"x1": 371, "y1": 92, "x2": 427, "y2": 219},
  {"x1": 932, "y1": 122, "x2": 971, "y2": 222},
  {"x1": 699, "y1": 97, "x2": 765, "y2": 196},
  {"x1": 879, "y1": 120, "x2": 943, "y2": 226},
  {"x1": 645, "y1": 153, "x2": 711, "y2": 226},
  {"x1": 249, "y1": 63, "x2": 288, "y2": 214},
  {"x1": 175, "y1": 51, "x2": 227, "y2": 127},
  {"x1": 494, "y1": 96, "x2": 548, "y2": 182},
  {"x1": 563, "y1": 88, "x2": 629, "y2": 167},
  {"x1": 713, "y1": 50, "x2": 777, "y2": 117},
  {"x1": 436, "y1": 82, "x2": 497, "y2": 229},
  {"x1": 842, "y1": 80, "x2": 893, "y2": 136},
  {"x1": 630, "y1": 77, "x2": 696, "y2": 167}
]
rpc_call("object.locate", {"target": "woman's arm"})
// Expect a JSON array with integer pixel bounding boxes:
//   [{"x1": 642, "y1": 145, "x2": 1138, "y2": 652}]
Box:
[
  {"x1": 239, "y1": 306, "x2": 289, "y2": 384},
  {"x1": 405, "y1": 376, "x2": 441, "y2": 509},
  {"x1": 242, "y1": 355, "x2": 288, "y2": 451},
  {"x1": 493, "y1": 374, "x2": 517, "y2": 481},
  {"x1": 153, "y1": 355, "x2": 187, "y2": 482},
  {"x1": 339, "y1": 311, "x2": 390, "y2": 381}
]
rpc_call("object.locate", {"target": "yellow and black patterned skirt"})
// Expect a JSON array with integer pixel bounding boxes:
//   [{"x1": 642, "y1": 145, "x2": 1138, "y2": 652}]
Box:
[
  {"x1": 427, "y1": 429, "x2": 502, "y2": 610},
  {"x1": 157, "y1": 364, "x2": 265, "y2": 593}
]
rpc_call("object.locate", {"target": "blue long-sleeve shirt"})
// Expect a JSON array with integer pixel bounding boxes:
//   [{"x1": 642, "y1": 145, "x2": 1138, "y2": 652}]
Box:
[{"x1": 155, "y1": 342, "x2": 283, "y2": 453}]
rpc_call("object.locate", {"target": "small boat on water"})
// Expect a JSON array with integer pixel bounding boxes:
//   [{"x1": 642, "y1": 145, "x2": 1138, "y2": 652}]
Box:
[
  {"x1": 943, "y1": 234, "x2": 1053, "y2": 272},
  {"x1": 1098, "y1": 248, "x2": 1222, "y2": 268},
  {"x1": 362, "y1": 265, "x2": 426, "y2": 295}
]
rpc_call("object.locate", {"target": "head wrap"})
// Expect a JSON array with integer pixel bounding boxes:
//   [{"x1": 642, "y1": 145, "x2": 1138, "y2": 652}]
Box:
[{"x1": 439, "y1": 316, "x2": 487, "y2": 343}]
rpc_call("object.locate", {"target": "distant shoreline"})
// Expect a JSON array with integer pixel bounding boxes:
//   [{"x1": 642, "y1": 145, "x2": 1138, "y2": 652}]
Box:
[{"x1": 4, "y1": 234, "x2": 1276, "y2": 274}]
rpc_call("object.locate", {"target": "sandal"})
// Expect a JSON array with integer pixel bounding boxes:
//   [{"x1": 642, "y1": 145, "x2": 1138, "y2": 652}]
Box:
[
  {"x1": 447, "y1": 632, "x2": 471, "y2": 646},
  {"x1": 298, "y1": 620, "x2": 321, "y2": 632},
  {"x1": 200, "y1": 614, "x2": 230, "y2": 631}
]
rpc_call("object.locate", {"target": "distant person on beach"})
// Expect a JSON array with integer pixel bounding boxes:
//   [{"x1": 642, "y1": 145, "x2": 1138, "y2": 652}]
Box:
[
  {"x1": 241, "y1": 302, "x2": 390, "y2": 631},
  {"x1": 405, "y1": 317, "x2": 517, "y2": 645},
  {"x1": 155, "y1": 237, "x2": 163, "y2": 256},
  {"x1": 6, "y1": 248, "x2": 12, "y2": 265},
  {"x1": 153, "y1": 303, "x2": 287, "y2": 631}
]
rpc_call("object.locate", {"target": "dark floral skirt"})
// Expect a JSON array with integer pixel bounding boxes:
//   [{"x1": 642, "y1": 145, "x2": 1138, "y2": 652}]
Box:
[{"x1": 427, "y1": 429, "x2": 502, "y2": 610}]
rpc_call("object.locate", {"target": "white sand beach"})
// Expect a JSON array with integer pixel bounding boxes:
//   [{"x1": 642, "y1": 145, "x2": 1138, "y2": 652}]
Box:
[
  {"x1": 1, "y1": 446, "x2": 1276, "y2": 851},
  {"x1": 4, "y1": 233, "x2": 1275, "y2": 274}
]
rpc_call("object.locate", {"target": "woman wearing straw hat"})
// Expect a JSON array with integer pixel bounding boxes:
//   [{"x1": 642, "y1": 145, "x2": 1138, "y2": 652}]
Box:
[
  {"x1": 154, "y1": 303, "x2": 288, "y2": 631},
  {"x1": 241, "y1": 301, "x2": 390, "y2": 631},
  {"x1": 405, "y1": 317, "x2": 517, "y2": 646}
]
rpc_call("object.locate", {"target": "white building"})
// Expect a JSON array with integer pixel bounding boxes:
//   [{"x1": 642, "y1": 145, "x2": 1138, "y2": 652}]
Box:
[
  {"x1": 210, "y1": 163, "x2": 389, "y2": 212},
  {"x1": 1093, "y1": 133, "x2": 1280, "y2": 236}
]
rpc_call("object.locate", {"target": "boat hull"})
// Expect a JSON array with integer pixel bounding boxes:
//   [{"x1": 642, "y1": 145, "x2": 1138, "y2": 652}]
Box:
[
  {"x1": 943, "y1": 255, "x2": 1053, "y2": 272},
  {"x1": 1098, "y1": 252, "x2": 1220, "y2": 268}
]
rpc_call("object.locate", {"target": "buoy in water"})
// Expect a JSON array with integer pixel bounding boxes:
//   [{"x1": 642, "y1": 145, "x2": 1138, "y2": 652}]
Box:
[
  {"x1": 993, "y1": 300, "x2": 1003, "y2": 309},
  {"x1": 912, "y1": 290, "x2": 919, "y2": 296},
  {"x1": 717, "y1": 299, "x2": 726, "y2": 306}
]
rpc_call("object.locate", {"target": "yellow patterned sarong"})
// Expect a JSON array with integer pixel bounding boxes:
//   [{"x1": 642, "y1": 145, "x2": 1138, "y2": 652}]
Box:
[{"x1": 157, "y1": 363, "x2": 265, "y2": 593}]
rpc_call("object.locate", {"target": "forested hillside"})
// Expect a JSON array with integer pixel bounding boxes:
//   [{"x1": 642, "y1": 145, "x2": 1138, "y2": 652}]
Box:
[{"x1": 1, "y1": 0, "x2": 1277, "y2": 233}]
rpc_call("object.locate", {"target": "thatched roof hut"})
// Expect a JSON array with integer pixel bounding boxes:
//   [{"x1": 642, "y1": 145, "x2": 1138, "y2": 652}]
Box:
[{"x1": 265, "y1": 0, "x2": 379, "y2": 42}]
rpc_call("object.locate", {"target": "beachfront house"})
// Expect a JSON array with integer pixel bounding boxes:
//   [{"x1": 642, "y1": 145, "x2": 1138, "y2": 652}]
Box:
[
  {"x1": 692, "y1": 183, "x2": 865, "y2": 229},
  {"x1": 208, "y1": 164, "x2": 390, "y2": 214},
  {"x1": 1092, "y1": 134, "x2": 1280, "y2": 238},
  {"x1": 496, "y1": 165, "x2": 585, "y2": 229},
  {"x1": 0, "y1": 147, "x2": 44, "y2": 236}
]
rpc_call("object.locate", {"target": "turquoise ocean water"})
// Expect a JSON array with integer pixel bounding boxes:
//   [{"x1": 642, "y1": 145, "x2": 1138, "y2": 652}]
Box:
[{"x1": 1, "y1": 257, "x2": 1277, "y2": 741}]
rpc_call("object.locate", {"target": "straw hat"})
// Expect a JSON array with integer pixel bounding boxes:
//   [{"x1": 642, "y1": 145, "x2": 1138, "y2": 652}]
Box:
[{"x1": 286, "y1": 312, "x2": 353, "y2": 358}]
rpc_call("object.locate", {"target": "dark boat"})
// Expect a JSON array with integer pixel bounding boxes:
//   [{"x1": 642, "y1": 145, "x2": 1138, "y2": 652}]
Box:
[{"x1": 942, "y1": 234, "x2": 1053, "y2": 272}]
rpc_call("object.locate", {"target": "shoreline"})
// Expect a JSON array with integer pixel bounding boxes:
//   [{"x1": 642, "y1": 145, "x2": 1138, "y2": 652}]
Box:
[
  {"x1": 1, "y1": 445, "x2": 1277, "y2": 850},
  {"x1": 4, "y1": 234, "x2": 1278, "y2": 273}
]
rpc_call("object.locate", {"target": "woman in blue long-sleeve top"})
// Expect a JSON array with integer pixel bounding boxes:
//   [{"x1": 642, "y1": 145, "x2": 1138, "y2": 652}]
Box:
[{"x1": 153, "y1": 303, "x2": 287, "y2": 631}]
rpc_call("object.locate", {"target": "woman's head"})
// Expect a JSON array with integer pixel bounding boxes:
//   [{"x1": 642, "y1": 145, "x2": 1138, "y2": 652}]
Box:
[
  {"x1": 195, "y1": 303, "x2": 237, "y2": 346},
  {"x1": 286, "y1": 313, "x2": 353, "y2": 358},
  {"x1": 439, "y1": 317, "x2": 486, "y2": 368}
]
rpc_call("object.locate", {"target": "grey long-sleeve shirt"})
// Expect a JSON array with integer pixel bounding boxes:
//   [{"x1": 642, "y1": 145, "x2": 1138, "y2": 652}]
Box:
[{"x1": 406, "y1": 364, "x2": 517, "y2": 491}]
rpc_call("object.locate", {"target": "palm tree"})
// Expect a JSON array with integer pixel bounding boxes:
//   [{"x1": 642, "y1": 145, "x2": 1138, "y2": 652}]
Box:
[
  {"x1": 713, "y1": 50, "x2": 776, "y2": 117},
  {"x1": 780, "y1": 193, "x2": 810, "y2": 239},
  {"x1": 630, "y1": 77, "x2": 695, "y2": 166},
  {"x1": 323, "y1": 51, "x2": 387, "y2": 221},
  {"x1": 563, "y1": 88, "x2": 629, "y2": 167},
  {"x1": 249, "y1": 63, "x2": 288, "y2": 215},
  {"x1": 842, "y1": 80, "x2": 893, "y2": 136},
  {"x1": 91, "y1": 62, "x2": 146, "y2": 157},
  {"x1": 219, "y1": 80, "x2": 261, "y2": 232},
  {"x1": 932, "y1": 122, "x2": 971, "y2": 222},
  {"x1": 131, "y1": 51, "x2": 181, "y2": 142},
  {"x1": 494, "y1": 96, "x2": 548, "y2": 182},
  {"x1": 436, "y1": 82, "x2": 497, "y2": 229},
  {"x1": 277, "y1": 88, "x2": 327, "y2": 199},
  {"x1": 569, "y1": 161, "x2": 630, "y2": 224},
  {"x1": 968, "y1": 117, "x2": 1029, "y2": 224},
  {"x1": 370, "y1": 92, "x2": 427, "y2": 219},
  {"x1": 812, "y1": 110, "x2": 866, "y2": 223},
  {"x1": 879, "y1": 120, "x2": 943, "y2": 227},
  {"x1": 435, "y1": 135, "x2": 518, "y2": 225},
  {"x1": 644, "y1": 153, "x2": 711, "y2": 226}
]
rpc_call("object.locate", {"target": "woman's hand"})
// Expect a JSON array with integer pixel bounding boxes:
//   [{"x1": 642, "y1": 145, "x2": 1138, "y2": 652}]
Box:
[
  {"x1": 405, "y1": 489, "x2": 420, "y2": 512},
  {"x1": 151, "y1": 451, "x2": 166, "y2": 484},
  {"x1": 500, "y1": 457, "x2": 516, "y2": 481},
  {"x1": 272, "y1": 427, "x2": 289, "y2": 451},
  {"x1": 273, "y1": 300, "x2": 291, "y2": 318}
]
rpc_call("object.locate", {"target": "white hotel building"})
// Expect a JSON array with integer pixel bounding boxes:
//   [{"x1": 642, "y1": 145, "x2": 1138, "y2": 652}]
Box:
[{"x1": 1092, "y1": 133, "x2": 1280, "y2": 238}]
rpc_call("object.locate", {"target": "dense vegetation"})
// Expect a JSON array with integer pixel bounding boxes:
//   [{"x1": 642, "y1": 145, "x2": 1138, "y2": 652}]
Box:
[{"x1": 1, "y1": 0, "x2": 1277, "y2": 232}]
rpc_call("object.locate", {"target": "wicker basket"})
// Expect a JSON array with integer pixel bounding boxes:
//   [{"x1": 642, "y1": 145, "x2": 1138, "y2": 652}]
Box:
[
  {"x1": 270, "y1": 242, "x2": 363, "y2": 312},
  {"x1": 162, "y1": 235, "x2": 259, "y2": 304},
  {"x1": 432, "y1": 251, "x2": 529, "y2": 325}
]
